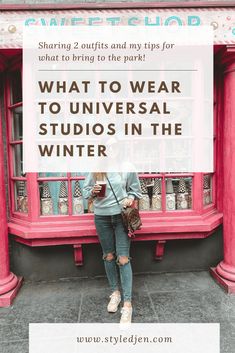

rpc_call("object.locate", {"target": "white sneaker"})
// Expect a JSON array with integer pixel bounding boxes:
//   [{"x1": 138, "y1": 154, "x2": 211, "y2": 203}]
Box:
[
  {"x1": 120, "y1": 306, "x2": 132, "y2": 324},
  {"x1": 107, "y1": 292, "x2": 121, "y2": 313}
]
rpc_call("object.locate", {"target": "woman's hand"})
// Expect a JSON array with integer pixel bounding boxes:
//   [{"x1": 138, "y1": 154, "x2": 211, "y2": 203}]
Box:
[
  {"x1": 122, "y1": 197, "x2": 134, "y2": 208},
  {"x1": 92, "y1": 183, "x2": 102, "y2": 196}
]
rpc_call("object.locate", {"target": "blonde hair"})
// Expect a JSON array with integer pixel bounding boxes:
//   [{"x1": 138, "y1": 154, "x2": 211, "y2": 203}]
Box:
[
  {"x1": 92, "y1": 172, "x2": 107, "y2": 182},
  {"x1": 92, "y1": 172, "x2": 124, "y2": 182}
]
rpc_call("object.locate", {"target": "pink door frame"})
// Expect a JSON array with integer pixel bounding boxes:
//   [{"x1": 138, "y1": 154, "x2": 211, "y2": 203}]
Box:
[{"x1": 0, "y1": 56, "x2": 23, "y2": 306}]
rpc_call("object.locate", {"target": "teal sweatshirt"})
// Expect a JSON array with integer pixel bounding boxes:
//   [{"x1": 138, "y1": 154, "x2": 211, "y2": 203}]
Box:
[{"x1": 83, "y1": 172, "x2": 142, "y2": 215}]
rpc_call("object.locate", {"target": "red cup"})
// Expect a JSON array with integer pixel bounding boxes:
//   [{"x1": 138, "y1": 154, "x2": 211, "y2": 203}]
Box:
[{"x1": 97, "y1": 181, "x2": 106, "y2": 198}]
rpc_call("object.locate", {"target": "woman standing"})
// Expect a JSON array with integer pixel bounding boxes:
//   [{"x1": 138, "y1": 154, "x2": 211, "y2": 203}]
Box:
[{"x1": 83, "y1": 172, "x2": 142, "y2": 324}]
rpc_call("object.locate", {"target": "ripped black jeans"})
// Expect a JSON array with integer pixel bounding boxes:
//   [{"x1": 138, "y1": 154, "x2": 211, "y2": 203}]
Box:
[{"x1": 94, "y1": 213, "x2": 132, "y2": 302}]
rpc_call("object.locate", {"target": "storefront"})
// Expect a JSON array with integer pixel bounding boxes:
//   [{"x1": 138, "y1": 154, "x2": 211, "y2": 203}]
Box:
[{"x1": 0, "y1": 1, "x2": 235, "y2": 307}]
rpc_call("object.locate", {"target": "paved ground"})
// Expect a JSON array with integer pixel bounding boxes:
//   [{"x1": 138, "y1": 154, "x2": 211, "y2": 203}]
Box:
[{"x1": 0, "y1": 271, "x2": 235, "y2": 353}]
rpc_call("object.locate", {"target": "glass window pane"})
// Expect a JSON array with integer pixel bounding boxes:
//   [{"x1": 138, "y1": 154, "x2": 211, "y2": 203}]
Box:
[
  {"x1": 38, "y1": 172, "x2": 67, "y2": 178},
  {"x1": 14, "y1": 180, "x2": 28, "y2": 213},
  {"x1": 13, "y1": 144, "x2": 23, "y2": 176},
  {"x1": 71, "y1": 172, "x2": 87, "y2": 177},
  {"x1": 203, "y1": 174, "x2": 213, "y2": 206},
  {"x1": 10, "y1": 70, "x2": 22, "y2": 104},
  {"x1": 72, "y1": 180, "x2": 85, "y2": 214},
  {"x1": 39, "y1": 181, "x2": 68, "y2": 215},
  {"x1": 138, "y1": 177, "x2": 162, "y2": 211},
  {"x1": 165, "y1": 177, "x2": 192, "y2": 211},
  {"x1": 12, "y1": 106, "x2": 22, "y2": 140},
  {"x1": 151, "y1": 178, "x2": 162, "y2": 211}
]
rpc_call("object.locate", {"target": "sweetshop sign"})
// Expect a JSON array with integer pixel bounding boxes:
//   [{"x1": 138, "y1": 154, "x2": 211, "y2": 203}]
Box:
[{"x1": 0, "y1": 7, "x2": 235, "y2": 47}]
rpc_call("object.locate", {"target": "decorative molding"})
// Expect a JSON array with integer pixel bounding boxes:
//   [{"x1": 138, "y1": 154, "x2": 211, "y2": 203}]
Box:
[
  {"x1": 0, "y1": 2, "x2": 235, "y2": 11},
  {"x1": 73, "y1": 244, "x2": 83, "y2": 266},
  {"x1": 155, "y1": 240, "x2": 166, "y2": 261},
  {"x1": 1, "y1": 7, "x2": 235, "y2": 47},
  {"x1": 215, "y1": 44, "x2": 235, "y2": 68}
]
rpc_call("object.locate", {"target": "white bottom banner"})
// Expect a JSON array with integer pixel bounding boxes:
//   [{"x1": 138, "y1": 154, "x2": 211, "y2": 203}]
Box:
[{"x1": 29, "y1": 323, "x2": 220, "y2": 353}]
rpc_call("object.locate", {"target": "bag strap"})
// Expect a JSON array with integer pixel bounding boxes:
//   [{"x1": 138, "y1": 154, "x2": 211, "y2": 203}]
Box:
[
  {"x1": 106, "y1": 175, "x2": 137, "y2": 238},
  {"x1": 106, "y1": 176, "x2": 121, "y2": 208}
]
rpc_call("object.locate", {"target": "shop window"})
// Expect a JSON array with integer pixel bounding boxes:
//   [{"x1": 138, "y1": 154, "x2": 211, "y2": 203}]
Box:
[
  {"x1": 12, "y1": 106, "x2": 22, "y2": 140},
  {"x1": 72, "y1": 180, "x2": 85, "y2": 215},
  {"x1": 203, "y1": 174, "x2": 213, "y2": 206},
  {"x1": 139, "y1": 177, "x2": 162, "y2": 211},
  {"x1": 9, "y1": 70, "x2": 22, "y2": 104},
  {"x1": 14, "y1": 180, "x2": 27, "y2": 213},
  {"x1": 165, "y1": 177, "x2": 192, "y2": 211},
  {"x1": 7, "y1": 64, "x2": 26, "y2": 215},
  {"x1": 39, "y1": 180, "x2": 69, "y2": 216},
  {"x1": 38, "y1": 173, "x2": 88, "y2": 216},
  {"x1": 13, "y1": 144, "x2": 23, "y2": 176},
  {"x1": 4, "y1": 54, "x2": 219, "y2": 241}
]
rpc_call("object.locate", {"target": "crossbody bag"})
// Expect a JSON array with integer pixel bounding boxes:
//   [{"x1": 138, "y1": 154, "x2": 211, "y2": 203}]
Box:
[{"x1": 106, "y1": 176, "x2": 142, "y2": 238}]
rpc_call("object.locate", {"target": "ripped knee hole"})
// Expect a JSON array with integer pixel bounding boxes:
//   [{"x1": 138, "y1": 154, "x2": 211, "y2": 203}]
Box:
[
  {"x1": 117, "y1": 256, "x2": 130, "y2": 266},
  {"x1": 103, "y1": 253, "x2": 115, "y2": 262}
]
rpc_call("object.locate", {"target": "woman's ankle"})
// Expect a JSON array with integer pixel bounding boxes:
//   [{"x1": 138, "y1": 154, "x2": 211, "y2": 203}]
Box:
[
  {"x1": 112, "y1": 290, "x2": 121, "y2": 295},
  {"x1": 123, "y1": 301, "x2": 132, "y2": 308}
]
